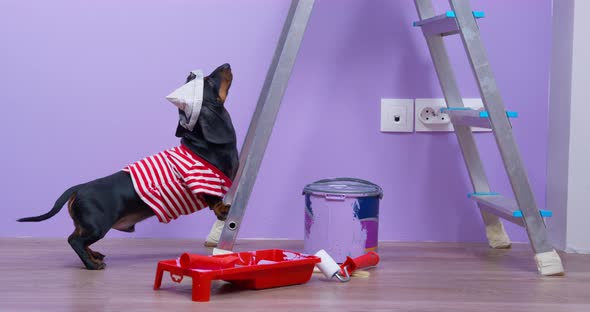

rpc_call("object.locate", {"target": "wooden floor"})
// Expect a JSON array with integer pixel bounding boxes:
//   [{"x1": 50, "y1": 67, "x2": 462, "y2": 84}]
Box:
[{"x1": 1, "y1": 239, "x2": 589, "y2": 312}]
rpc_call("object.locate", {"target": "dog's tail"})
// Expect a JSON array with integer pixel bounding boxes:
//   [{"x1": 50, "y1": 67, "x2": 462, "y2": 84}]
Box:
[{"x1": 17, "y1": 184, "x2": 84, "y2": 222}]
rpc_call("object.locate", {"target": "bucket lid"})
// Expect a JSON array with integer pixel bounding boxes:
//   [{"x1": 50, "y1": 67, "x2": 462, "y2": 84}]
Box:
[{"x1": 303, "y1": 178, "x2": 383, "y2": 198}]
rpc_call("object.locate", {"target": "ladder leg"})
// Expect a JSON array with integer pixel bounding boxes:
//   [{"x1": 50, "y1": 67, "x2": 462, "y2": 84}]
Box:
[
  {"x1": 449, "y1": 0, "x2": 563, "y2": 275},
  {"x1": 212, "y1": 0, "x2": 315, "y2": 251},
  {"x1": 414, "y1": 0, "x2": 511, "y2": 249}
]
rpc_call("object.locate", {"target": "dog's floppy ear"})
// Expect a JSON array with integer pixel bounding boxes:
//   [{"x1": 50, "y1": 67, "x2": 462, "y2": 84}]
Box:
[{"x1": 198, "y1": 106, "x2": 236, "y2": 145}]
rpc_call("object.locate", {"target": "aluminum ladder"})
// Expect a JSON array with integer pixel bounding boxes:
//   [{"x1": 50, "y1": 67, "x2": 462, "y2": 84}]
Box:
[{"x1": 214, "y1": 0, "x2": 565, "y2": 276}]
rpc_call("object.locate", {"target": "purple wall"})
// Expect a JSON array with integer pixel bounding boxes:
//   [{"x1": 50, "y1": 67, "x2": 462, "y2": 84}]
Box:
[{"x1": 0, "y1": 0, "x2": 551, "y2": 242}]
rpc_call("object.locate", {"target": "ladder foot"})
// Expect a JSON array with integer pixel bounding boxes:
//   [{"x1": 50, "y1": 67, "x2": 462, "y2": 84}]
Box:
[
  {"x1": 204, "y1": 241, "x2": 218, "y2": 248},
  {"x1": 485, "y1": 221, "x2": 512, "y2": 249},
  {"x1": 489, "y1": 241, "x2": 511, "y2": 249},
  {"x1": 535, "y1": 250, "x2": 565, "y2": 276},
  {"x1": 204, "y1": 219, "x2": 225, "y2": 247}
]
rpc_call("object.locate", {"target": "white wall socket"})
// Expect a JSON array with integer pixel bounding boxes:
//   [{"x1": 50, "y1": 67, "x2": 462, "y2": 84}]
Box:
[
  {"x1": 417, "y1": 105, "x2": 451, "y2": 125},
  {"x1": 415, "y1": 98, "x2": 491, "y2": 132},
  {"x1": 381, "y1": 99, "x2": 414, "y2": 132}
]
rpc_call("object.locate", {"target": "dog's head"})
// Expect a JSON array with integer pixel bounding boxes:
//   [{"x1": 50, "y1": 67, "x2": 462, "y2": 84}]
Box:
[
  {"x1": 185, "y1": 63, "x2": 233, "y2": 106},
  {"x1": 176, "y1": 63, "x2": 236, "y2": 145}
]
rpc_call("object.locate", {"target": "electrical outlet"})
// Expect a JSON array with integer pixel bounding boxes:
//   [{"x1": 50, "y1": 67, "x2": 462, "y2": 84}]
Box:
[
  {"x1": 415, "y1": 98, "x2": 491, "y2": 132},
  {"x1": 381, "y1": 99, "x2": 413, "y2": 132},
  {"x1": 417, "y1": 105, "x2": 451, "y2": 125}
]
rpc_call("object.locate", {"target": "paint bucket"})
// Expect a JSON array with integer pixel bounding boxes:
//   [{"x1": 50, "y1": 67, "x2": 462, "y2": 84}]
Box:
[{"x1": 303, "y1": 178, "x2": 383, "y2": 263}]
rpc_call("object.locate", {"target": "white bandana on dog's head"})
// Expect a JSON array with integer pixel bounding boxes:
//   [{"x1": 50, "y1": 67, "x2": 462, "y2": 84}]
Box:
[{"x1": 166, "y1": 69, "x2": 204, "y2": 132}]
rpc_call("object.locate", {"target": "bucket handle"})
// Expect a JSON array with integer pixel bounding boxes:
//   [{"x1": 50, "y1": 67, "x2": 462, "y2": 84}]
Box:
[{"x1": 325, "y1": 194, "x2": 346, "y2": 201}]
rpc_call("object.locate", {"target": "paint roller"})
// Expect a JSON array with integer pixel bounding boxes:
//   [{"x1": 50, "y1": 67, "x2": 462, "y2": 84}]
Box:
[
  {"x1": 314, "y1": 249, "x2": 351, "y2": 282},
  {"x1": 314, "y1": 250, "x2": 380, "y2": 282}
]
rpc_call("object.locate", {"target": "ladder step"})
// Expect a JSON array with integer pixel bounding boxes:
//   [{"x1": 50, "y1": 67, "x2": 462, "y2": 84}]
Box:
[
  {"x1": 469, "y1": 194, "x2": 523, "y2": 226},
  {"x1": 441, "y1": 107, "x2": 517, "y2": 129},
  {"x1": 468, "y1": 193, "x2": 552, "y2": 226},
  {"x1": 413, "y1": 11, "x2": 485, "y2": 37}
]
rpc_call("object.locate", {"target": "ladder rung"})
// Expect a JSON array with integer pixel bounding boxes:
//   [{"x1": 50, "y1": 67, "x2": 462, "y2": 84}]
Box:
[
  {"x1": 468, "y1": 193, "x2": 552, "y2": 225},
  {"x1": 441, "y1": 107, "x2": 518, "y2": 129},
  {"x1": 469, "y1": 194, "x2": 524, "y2": 226},
  {"x1": 413, "y1": 11, "x2": 485, "y2": 37}
]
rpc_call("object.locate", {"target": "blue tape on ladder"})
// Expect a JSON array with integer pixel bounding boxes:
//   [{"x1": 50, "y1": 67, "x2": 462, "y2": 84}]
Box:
[
  {"x1": 440, "y1": 107, "x2": 517, "y2": 118},
  {"x1": 467, "y1": 192, "x2": 500, "y2": 198},
  {"x1": 445, "y1": 11, "x2": 485, "y2": 18},
  {"x1": 478, "y1": 111, "x2": 518, "y2": 118},
  {"x1": 414, "y1": 11, "x2": 485, "y2": 27},
  {"x1": 473, "y1": 11, "x2": 486, "y2": 18},
  {"x1": 513, "y1": 210, "x2": 553, "y2": 218}
]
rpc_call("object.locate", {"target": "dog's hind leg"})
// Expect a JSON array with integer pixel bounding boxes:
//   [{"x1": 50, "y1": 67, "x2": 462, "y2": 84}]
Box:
[
  {"x1": 67, "y1": 196, "x2": 108, "y2": 270},
  {"x1": 68, "y1": 229, "x2": 107, "y2": 270}
]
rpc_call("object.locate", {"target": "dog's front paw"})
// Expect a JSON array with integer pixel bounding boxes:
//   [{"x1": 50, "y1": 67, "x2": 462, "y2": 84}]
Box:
[{"x1": 213, "y1": 202, "x2": 230, "y2": 221}]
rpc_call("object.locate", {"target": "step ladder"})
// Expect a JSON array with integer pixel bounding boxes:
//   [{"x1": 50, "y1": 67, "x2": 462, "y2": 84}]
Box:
[{"x1": 213, "y1": 0, "x2": 565, "y2": 276}]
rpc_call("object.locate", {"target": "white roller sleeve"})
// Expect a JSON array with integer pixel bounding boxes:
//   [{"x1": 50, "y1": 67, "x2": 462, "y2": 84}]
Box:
[
  {"x1": 314, "y1": 249, "x2": 340, "y2": 279},
  {"x1": 212, "y1": 247, "x2": 233, "y2": 255}
]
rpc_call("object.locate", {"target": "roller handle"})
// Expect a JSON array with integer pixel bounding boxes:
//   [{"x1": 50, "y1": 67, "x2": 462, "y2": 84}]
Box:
[
  {"x1": 340, "y1": 251, "x2": 380, "y2": 275},
  {"x1": 352, "y1": 251, "x2": 379, "y2": 269}
]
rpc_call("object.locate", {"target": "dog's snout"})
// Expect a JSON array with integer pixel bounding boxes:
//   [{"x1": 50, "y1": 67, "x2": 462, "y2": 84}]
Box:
[{"x1": 221, "y1": 63, "x2": 231, "y2": 70}]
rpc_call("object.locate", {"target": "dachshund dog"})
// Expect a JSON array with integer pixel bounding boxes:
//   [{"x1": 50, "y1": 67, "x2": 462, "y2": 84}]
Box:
[{"x1": 18, "y1": 63, "x2": 239, "y2": 270}]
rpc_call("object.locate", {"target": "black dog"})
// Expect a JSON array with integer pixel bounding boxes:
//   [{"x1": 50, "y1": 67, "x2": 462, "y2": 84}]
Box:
[{"x1": 18, "y1": 63, "x2": 239, "y2": 270}]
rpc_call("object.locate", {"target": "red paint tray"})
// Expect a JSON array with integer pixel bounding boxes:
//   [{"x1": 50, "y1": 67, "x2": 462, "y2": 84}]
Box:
[{"x1": 154, "y1": 249, "x2": 320, "y2": 302}]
